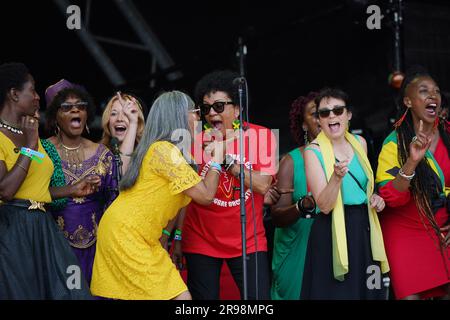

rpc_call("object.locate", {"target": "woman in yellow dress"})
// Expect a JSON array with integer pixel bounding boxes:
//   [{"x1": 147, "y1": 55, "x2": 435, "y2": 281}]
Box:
[{"x1": 91, "y1": 91, "x2": 229, "y2": 300}]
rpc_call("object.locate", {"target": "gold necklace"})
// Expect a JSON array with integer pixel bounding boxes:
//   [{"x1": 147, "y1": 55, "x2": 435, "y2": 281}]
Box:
[{"x1": 58, "y1": 139, "x2": 85, "y2": 173}]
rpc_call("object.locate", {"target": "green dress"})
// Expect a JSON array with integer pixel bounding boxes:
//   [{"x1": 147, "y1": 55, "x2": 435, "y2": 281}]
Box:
[
  {"x1": 271, "y1": 148, "x2": 315, "y2": 300},
  {"x1": 41, "y1": 138, "x2": 67, "y2": 211}
]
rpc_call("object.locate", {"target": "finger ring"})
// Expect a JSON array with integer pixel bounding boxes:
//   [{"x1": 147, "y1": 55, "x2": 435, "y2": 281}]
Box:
[{"x1": 411, "y1": 136, "x2": 418, "y2": 143}]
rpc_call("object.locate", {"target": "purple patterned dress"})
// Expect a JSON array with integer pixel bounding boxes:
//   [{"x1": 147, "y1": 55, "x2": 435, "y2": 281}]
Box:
[{"x1": 52, "y1": 144, "x2": 118, "y2": 285}]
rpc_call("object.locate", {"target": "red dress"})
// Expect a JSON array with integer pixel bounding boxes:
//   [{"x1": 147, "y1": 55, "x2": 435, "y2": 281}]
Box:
[{"x1": 378, "y1": 138, "x2": 450, "y2": 299}]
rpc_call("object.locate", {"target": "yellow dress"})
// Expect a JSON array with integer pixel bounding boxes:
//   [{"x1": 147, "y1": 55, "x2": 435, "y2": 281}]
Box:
[
  {"x1": 91, "y1": 141, "x2": 201, "y2": 299},
  {"x1": 0, "y1": 132, "x2": 53, "y2": 202}
]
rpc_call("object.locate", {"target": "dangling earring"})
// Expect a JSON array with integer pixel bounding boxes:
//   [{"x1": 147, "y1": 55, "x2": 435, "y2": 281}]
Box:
[
  {"x1": 55, "y1": 124, "x2": 61, "y2": 137},
  {"x1": 203, "y1": 122, "x2": 212, "y2": 132},
  {"x1": 232, "y1": 119, "x2": 240, "y2": 131},
  {"x1": 303, "y1": 127, "x2": 309, "y2": 145},
  {"x1": 85, "y1": 124, "x2": 90, "y2": 135},
  {"x1": 394, "y1": 107, "x2": 409, "y2": 128}
]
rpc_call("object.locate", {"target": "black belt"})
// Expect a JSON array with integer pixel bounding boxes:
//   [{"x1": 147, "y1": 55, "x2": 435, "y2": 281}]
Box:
[{"x1": 2, "y1": 199, "x2": 47, "y2": 212}]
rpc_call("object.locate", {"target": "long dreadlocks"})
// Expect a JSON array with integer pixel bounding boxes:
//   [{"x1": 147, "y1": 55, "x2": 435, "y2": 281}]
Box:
[{"x1": 395, "y1": 70, "x2": 450, "y2": 249}]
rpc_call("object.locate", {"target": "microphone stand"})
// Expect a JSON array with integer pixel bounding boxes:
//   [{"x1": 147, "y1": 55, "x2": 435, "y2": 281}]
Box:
[
  {"x1": 237, "y1": 78, "x2": 248, "y2": 300},
  {"x1": 111, "y1": 142, "x2": 122, "y2": 196}
]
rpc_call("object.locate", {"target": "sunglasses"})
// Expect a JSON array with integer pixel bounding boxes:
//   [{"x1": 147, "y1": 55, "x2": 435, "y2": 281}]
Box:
[
  {"x1": 316, "y1": 105, "x2": 346, "y2": 118},
  {"x1": 199, "y1": 101, "x2": 234, "y2": 116},
  {"x1": 60, "y1": 101, "x2": 88, "y2": 112}
]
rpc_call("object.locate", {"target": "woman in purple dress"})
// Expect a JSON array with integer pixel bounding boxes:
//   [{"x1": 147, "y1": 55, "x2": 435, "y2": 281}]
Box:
[{"x1": 44, "y1": 79, "x2": 118, "y2": 284}]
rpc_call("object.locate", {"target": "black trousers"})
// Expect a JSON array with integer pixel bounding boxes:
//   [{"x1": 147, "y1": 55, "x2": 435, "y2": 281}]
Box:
[{"x1": 184, "y1": 251, "x2": 271, "y2": 300}]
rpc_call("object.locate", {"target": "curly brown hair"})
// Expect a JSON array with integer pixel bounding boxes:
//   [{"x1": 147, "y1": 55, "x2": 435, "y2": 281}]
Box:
[{"x1": 289, "y1": 91, "x2": 318, "y2": 146}]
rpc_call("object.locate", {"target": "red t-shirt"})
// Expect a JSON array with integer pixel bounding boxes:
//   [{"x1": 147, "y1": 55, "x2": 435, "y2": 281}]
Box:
[{"x1": 182, "y1": 122, "x2": 277, "y2": 258}]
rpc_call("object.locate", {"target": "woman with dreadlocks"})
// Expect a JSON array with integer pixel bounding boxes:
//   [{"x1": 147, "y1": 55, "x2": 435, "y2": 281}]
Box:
[{"x1": 376, "y1": 70, "x2": 450, "y2": 300}]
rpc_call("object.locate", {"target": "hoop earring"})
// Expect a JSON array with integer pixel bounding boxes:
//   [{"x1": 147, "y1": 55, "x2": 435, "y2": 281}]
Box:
[
  {"x1": 55, "y1": 124, "x2": 60, "y2": 137},
  {"x1": 85, "y1": 124, "x2": 90, "y2": 135}
]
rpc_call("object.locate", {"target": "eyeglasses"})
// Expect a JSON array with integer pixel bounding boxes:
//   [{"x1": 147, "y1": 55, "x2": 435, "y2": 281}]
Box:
[
  {"x1": 316, "y1": 105, "x2": 346, "y2": 118},
  {"x1": 60, "y1": 101, "x2": 88, "y2": 112},
  {"x1": 199, "y1": 101, "x2": 234, "y2": 116}
]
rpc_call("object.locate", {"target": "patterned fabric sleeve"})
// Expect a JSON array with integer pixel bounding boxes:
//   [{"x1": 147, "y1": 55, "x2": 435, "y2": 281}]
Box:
[
  {"x1": 149, "y1": 141, "x2": 201, "y2": 195},
  {"x1": 41, "y1": 138, "x2": 67, "y2": 211},
  {"x1": 375, "y1": 133, "x2": 411, "y2": 207}
]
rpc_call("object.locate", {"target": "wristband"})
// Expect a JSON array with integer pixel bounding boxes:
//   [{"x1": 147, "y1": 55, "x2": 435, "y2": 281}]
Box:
[
  {"x1": 210, "y1": 161, "x2": 222, "y2": 173},
  {"x1": 174, "y1": 234, "x2": 182, "y2": 241},
  {"x1": 21, "y1": 147, "x2": 44, "y2": 159},
  {"x1": 162, "y1": 229, "x2": 171, "y2": 237},
  {"x1": 175, "y1": 229, "x2": 182, "y2": 236},
  {"x1": 20, "y1": 147, "x2": 44, "y2": 163}
]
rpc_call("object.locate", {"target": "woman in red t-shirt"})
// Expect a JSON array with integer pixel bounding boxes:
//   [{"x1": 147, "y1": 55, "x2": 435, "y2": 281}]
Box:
[{"x1": 180, "y1": 70, "x2": 276, "y2": 300}]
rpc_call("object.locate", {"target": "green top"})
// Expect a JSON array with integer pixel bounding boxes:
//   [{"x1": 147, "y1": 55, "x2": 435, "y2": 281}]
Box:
[
  {"x1": 271, "y1": 147, "x2": 315, "y2": 300},
  {"x1": 305, "y1": 142, "x2": 368, "y2": 205},
  {"x1": 41, "y1": 139, "x2": 67, "y2": 211}
]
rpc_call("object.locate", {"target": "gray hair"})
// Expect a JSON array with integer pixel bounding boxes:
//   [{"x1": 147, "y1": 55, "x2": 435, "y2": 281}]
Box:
[{"x1": 120, "y1": 90, "x2": 195, "y2": 190}]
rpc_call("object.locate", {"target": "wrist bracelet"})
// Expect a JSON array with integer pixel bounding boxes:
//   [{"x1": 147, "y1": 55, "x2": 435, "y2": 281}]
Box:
[
  {"x1": 296, "y1": 196, "x2": 315, "y2": 219},
  {"x1": 175, "y1": 229, "x2": 182, "y2": 236},
  {"x1": 174, "y1": 234, "x2": 182, "y2": 241},
  {"x1": 162, "y1": 229, "x2": 171, "y2": 237},
  {"x1": 210, "y1": 161, "x2": 222, "y2": 173},
  {"x1": 398, "y1": 168, "x2": 415, "y2": 180},
  {"x1": 16, "y1": 163, "x2": 29, "y2": 173}
]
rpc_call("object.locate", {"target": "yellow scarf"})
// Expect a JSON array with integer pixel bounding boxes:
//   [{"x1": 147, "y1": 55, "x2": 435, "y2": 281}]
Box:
[{"x1": 316, "y1": 131, "x2": 390, "y2": 281}]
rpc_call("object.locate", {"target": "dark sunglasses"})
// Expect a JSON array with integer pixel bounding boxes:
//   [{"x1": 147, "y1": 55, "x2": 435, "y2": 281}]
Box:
[
  {"x1": 316, "y1": 105, "x2": 346, "y2": 118},
  {"x1": 60, "y1": 101, "x2": 88, "y2": 112},
  {"x1": 199, "y1": 101, "x2": 234, "y2": 116}
]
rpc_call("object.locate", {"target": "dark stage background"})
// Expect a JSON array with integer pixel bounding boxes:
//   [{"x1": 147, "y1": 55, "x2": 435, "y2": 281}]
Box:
[{"x1": 1, "y1": 0, "x2": 450, "y2": 162}]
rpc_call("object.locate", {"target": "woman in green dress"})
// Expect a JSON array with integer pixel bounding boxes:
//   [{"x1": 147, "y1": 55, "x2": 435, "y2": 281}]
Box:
[{"x1": 270, "y1": 92, "x2": 320, "y2": 300}]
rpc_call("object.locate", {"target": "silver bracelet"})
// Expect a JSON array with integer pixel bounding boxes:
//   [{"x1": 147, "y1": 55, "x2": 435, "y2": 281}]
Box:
[{"x1": 398, "y1": 167, "x2": 415, "y2": 180}]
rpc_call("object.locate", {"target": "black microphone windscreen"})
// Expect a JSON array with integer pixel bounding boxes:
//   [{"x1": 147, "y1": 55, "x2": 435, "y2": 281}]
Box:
[
  {"x1": 232, "y1": 77, "x2": 245, "y2": 85},
  {"x1": 110, "y1": 137, "x2": 120, "y2": 154}
]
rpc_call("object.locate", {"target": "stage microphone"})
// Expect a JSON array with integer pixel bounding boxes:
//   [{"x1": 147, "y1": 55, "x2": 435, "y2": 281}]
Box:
[
  {"x1": 233, "y1": 77, "x2": 246, "y2": 85},
  {"x1": 110, "y1": 137, "x2": 120, "y2": 156},
  {"x1": 110, "y1": 137, "x2": 123, "y2": 185}
]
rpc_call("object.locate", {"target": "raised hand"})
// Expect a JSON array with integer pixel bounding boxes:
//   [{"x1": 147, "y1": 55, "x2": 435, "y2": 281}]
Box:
[
  {"x1": 117, "y1": 92, "x2": 139, "y2": 125},
  {"x1": 21, "y1": 115, "x2": 39, "y2": 149},
  {"x1": 333, "y1": 159, "x2": 349, "y2": 179},
  {"x1": 204, "y1": 130, "x2": 239, "y2": 164},
  {"x1": 409, "y1": 120, "x2": 432, "y2": 164}
]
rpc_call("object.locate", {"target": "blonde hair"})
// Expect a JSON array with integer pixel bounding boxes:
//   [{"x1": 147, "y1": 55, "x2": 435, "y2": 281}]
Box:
[{"x1": 100, "y1": 93, "x2": 145, "y2": 149}]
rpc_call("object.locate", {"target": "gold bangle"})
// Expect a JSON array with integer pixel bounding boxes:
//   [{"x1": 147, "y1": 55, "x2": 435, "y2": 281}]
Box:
[{"x1": 16, "y1": 163, "x2": 28, "y2": 173}]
